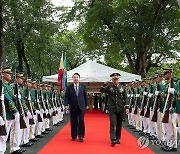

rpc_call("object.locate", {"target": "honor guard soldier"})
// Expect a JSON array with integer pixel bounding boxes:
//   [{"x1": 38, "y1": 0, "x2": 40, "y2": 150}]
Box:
[
  {"x1": 100, "y1": 73, "x2": 128, "y2": 146},
  {"x1": 12, "y1": 72, "x2": 27, "y2": 153},
  {"x1": 161, "y1": 68, "x2": 177, "y2": 151},
  {"x1": 173, "y1": 65, "x2": 180, "y2": 134},
  {"x1": 21, "y1": 78, "x2": 34, "y2": 148},
  {"x1": 0, "y1": 68, "x2": 21, "y2": 154}
]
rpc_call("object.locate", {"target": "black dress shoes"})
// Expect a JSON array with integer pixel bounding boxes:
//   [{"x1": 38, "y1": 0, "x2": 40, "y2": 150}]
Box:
[
  {"x1": 46, "y1": 128, "x2": 53, "y2": 131},
  {"x1": 53, "y1": 123, "x2": 60, "y2": 126},
  {"x1": 116, "y1": 140, "x2": 120, "y2": 144},
  {"x1": 21, "y1": 142, "x2": 33, "y2": 147},
  {"x1": 11, "y1": 149, "x2": 23, "y2": 154},
  {"x1": 111, "y1": 139, "x2": 116, "y2": 145},
  {"x1": 42, "y1": 131, "x2": 49, "y2": 134},
  {"x1": 30, "y1": 138, "x2": 39, "y2": 142},
  {"x1": 36, "y1": 134, "x2": 44, "y2": 138},
  {"x1": 20, "y1": 149, "x2": 26, "y2": 153},
  {"x1": 79, "y1": 137, "x2": 84, "y2": 142},
  {"x1": 72, "y1": 137, "x2": 77, "y2": 141}
]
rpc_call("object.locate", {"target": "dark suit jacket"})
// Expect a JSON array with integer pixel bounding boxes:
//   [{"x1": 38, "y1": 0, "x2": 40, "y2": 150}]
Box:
[{"x1": 64, "y1": 83, "x2": 88, "y2": 111}]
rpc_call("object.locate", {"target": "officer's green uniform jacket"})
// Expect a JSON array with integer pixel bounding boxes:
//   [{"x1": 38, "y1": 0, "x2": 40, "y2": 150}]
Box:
[
  {"x1": 139, "y1": 87, "x2": 144, "y2": 108},
  {"x1": 13, "y1": 84, "x2": 28, "y2": 114},
  {"x1": 158, "y1": 82, "x2": 166, "y2": 113},
  {"x1": 140, "y1": 85, "x2": 149, "y2": 109},
  {"x1": 100, "y1": 84, "x2": 127, "y2": 113},
  {"x1": 43, "y1": 90, "x2": 50, "y2": 110},
  {"x1": 173, "y1": 78, "x2": 180, "y2": 113},
  {"x1": 149, "y1": 84, "x2": 157, "y2": 109},
  {"x1": 30, "y1": 89, "x2": 36, "y2": 114},
  {"x1": 160, "y1": 82, "x2": 170, "y2": 113},
  {"x1": 3, "y1": 82, "x2": 18, "y2": 120}
]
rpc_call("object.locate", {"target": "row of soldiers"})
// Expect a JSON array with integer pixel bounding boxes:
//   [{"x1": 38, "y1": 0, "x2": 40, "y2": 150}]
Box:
[
  {"x1": 126, "y1": 68, "x2": 180, "y2": 152},
  {"x1": 0, "y1": 68, "x2": 64, "y2": 154}
]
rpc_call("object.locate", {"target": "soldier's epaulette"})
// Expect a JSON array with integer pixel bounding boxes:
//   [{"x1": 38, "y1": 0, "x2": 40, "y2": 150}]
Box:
[{"x1": 8, "y1": 102, "x2": 16, "y2": 111}]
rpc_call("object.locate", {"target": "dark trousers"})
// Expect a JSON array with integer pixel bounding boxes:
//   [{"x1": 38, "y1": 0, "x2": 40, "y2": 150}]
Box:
[
  {"x1": 109, "y1": 111, "x2": 124, "y2": 141},
  {"x1": 70, "y1": 106, "x2": 85, "y2": 139}
]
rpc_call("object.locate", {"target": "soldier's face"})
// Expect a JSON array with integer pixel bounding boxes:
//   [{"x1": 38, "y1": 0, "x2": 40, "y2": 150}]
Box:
[
  {"x1": 164, "y1": 73, "x2": 171, "y2": 80},
  {"x1": 73, "y1": 75, "x2": 80, "y2": 84},
  {"x1": 2, "y1": 72, "x2": 12, "y2": 81},
  {"x1": 112, "y1": 78, "x2": 119, "y2": 85},
  {"x1": 17, "y1": 77, "x2": 23, "y2": 85}
]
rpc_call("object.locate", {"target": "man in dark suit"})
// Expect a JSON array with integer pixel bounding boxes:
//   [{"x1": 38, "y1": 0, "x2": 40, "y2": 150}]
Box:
[{"x1": 64, "y1": 73, "x2": 89, "y2": 142}]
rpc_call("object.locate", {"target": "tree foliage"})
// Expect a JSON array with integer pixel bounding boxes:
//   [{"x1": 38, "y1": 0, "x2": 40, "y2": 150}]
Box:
[{"x1": 62, "y1": 0, "x2": 180, "y2": 77}]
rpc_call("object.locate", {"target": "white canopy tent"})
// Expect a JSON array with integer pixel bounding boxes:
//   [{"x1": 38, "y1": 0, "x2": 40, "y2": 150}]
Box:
[{"x1": 43, "y1": 61, "x2": 141, "y2": 90}]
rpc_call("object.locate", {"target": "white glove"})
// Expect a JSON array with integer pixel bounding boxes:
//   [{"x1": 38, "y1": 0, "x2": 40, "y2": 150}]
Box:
[
  {"x1": 28, "y1": 94, "x2": 31, "y2": 101},
  {"x1": 143, "y1": 92, "x2": 147, "y2": 96},
  {"x1": 127, "y1": 94, "x2": 130, "y2": 98},
  {"x1": 18, "y1": 93, "x2": 21, "y2": 99},
  {"x1": 27, "y1": 111, "x2": 32, "y2": 119},
  {"x1": 35, "y1": 110, "x2": 40, "y2": 114},
  {"x1": 0, "y1": 94, "x2": 4, "y2": 101},
  {"x1": 155, "y1": 91, "x2": 159, "y2": 96},
  {"x1": 168, "y1": 88, "x2": 175, "y2": 95},
  {"x1": 54, "y1": 107, "x2": 57, "y2": 111},
  {"x1": 45, "y1": 109, "x2": 48, "y2": 114},
  {"x1": 148, "y1": 93, "x2": 153, "y2": 98},
  {"x1": 131, "y1": 94, "x2": 133, "y2": 97},
  {"x1": 136, "y1": 94, "x2": 140, "y2": 97},
  {"x1": 40, "y1": 109, "x2": 44, "y2": 113},
  {"x1": 0, "y1": 116, "x2": 5, "y2": 126},
  {"x1": 14, "y1": 112, "x2": 20, "y2": 120}
]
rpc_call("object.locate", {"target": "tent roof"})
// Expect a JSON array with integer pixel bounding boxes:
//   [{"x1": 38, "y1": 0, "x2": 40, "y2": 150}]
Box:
[{"x1": 42, "y1": 60, "x2": 141, "y2": 83}]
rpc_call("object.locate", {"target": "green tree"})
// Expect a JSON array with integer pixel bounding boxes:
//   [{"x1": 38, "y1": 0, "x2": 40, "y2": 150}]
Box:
[{"x1": 62, "y1": 0, "x2": 180, "y2": 77}]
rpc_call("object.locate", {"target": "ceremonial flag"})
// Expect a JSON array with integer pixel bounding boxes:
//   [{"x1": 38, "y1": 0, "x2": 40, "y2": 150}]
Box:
[{"x1": 58, "y1": 53, "x2": 65, "y2": 91}]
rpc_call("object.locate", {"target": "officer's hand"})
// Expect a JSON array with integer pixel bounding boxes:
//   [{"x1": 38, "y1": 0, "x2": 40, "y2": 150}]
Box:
[
  {"x1": 125, "y1": 109, "x2": 129, "y2": 115},
  {"x1": 105, "y1": 79, "x2": 111, "y2": 84},
  {"x1": 64, "y1": 106, "x2": 68, "y2": 111}
]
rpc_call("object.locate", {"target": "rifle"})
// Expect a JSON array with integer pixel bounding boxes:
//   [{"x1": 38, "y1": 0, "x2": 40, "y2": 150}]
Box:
[
  {"x1": 0, "y1": 65, "x2": 7, "y2": 136},
  {"x1": 151, "y1": 85, "x2": 160, "y2": 122},
  {"x1": 25, "y1": 81, "x2": 35, "y2": 125},
  {"x1": 44, "y1": 92, "x2": 51, "y2": 119},
  {"x1": 140, "y1": 87, "x2": 148, "y2": 116},
  {"x1": 129, "y1": 87, "x2": 134, "y2": 113},
  {"x1": 145, "y1": 84, "x2": 153, "y2": 118},
  {"x1": 59, "y1": 93, "x2": 64, "y2": 112},
  {"x1": 162, "y1": 71, "x2": 174, "y2": 123},
  {"x1": 35, "y1": 90, "x2": 43, "y2": 122},
  {"x1": 14, "y1": 71, "x2": 27, "y2": 129},
  {"x1": 39, "y1": 90, "x2": 47, "y2": 119},
  {"x1": 50, "y1": 87, "x2": 57, "y2": 116},
  {"x1": 134, "y1": 87, "x2": 140, "y2": 115}
]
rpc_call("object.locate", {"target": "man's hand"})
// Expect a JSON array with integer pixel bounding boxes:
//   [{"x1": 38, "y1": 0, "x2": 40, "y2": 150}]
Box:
[
  {"x1": 86, "y1": 106, "x2": 89, "y2": 110},
  {"x1": 105, "y1": 79, "x2": 111, "y2": 85},
  {"x1": 64, "y1": 106, "x2": 68, "y2": 111},
  {"x1": 0, "y1": 116, "x2": 5, "y2": 126}
]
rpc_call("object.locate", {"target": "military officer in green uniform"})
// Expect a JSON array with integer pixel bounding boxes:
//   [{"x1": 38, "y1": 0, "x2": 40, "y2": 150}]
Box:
[
  {"x1": 100, "y1": 73, "x2": 128, "y2": 145},
  {"x1": 0, "y1": 68, "x2": 20, "y2": 154}
]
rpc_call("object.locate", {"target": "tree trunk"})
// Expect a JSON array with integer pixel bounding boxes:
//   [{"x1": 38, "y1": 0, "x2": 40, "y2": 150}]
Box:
[
  {"x1": 16, "y1": 38, "x2": 23, "y2": 72},
  {"x1": 21, "y1": 42, "x2": 31, "y2": 76},
  {"x1": 0, "y1": 3, "x2": 6, "y2": 67}
]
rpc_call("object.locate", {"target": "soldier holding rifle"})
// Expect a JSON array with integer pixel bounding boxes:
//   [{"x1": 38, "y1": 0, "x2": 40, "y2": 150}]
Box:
[
  {"x1": 0, "y1": 68, "x2": 20, "y2": 154},
  {"x1": 161, "y1": 68, "x2": 177, "y2": 152}
]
